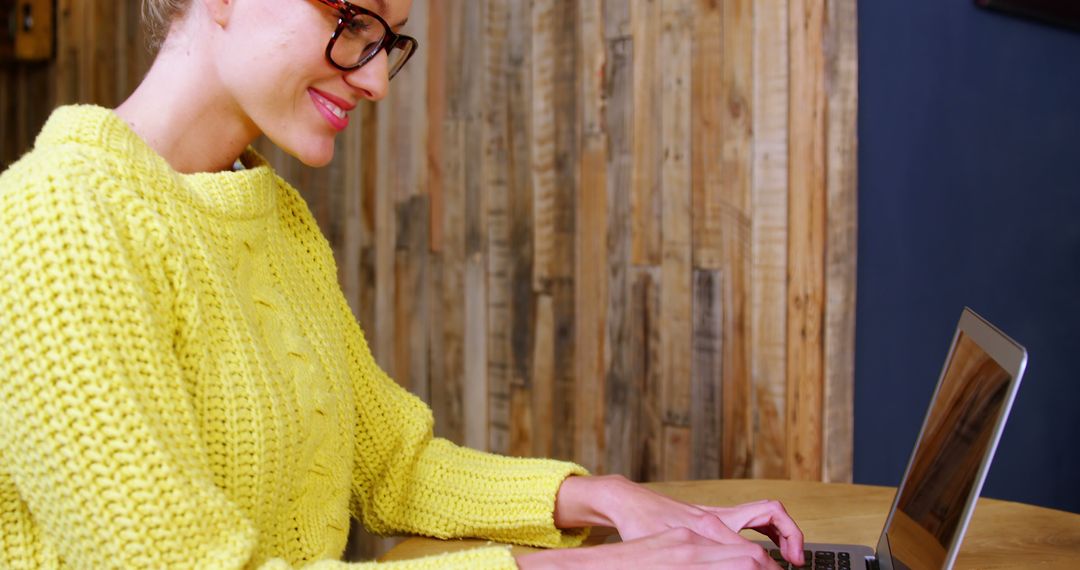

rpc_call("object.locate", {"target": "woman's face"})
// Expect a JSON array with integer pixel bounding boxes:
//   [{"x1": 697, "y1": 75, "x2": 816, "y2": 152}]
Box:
[{"x1": 211, "y1": 0, "x2": 413, "y2": 167}]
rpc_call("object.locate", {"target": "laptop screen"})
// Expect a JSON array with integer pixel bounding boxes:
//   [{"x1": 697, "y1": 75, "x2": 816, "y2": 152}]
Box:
[{"x1": 882, "y1": 330, "x2": 1014, "y2": 569}]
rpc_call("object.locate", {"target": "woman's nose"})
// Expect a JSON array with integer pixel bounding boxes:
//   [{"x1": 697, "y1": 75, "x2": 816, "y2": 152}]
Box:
[{"x1": 345, "y1": 50, "x2": 390, "y2": 102}]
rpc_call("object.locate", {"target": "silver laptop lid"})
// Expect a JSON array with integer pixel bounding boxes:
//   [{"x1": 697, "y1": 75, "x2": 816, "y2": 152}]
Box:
[{"x1": 875, "y1": 308, "x2": 1027, "y2": 570}]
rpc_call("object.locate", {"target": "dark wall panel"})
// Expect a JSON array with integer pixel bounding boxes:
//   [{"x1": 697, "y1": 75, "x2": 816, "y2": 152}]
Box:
[{"x1": 856, "y1": 1, "x2": 1080, "y2": 513}]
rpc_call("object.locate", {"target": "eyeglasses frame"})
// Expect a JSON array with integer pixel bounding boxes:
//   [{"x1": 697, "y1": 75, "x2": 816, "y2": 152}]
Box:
[{"x1": 311, "y1": 0, "x2": 419, "y2": 80}]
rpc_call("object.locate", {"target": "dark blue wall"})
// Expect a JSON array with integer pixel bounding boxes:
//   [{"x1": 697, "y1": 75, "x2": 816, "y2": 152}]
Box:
[{"x1": 855, "y1": 2, "x2": 1080, "y2": 513}]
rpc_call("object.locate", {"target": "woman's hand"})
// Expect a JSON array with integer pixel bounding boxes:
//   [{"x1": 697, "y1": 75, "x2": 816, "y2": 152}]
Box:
[
  {"x1": 516, "y1": 527, "x2": 782, "y2": 569},
  {"x1": 552, "y1": 475, "x2": 804, "y2": 566}
]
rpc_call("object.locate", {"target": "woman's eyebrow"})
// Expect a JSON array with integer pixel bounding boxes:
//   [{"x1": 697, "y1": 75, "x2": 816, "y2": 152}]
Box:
[{"x1": 369, "y1": 0, "x2": 407, "y2": 29}]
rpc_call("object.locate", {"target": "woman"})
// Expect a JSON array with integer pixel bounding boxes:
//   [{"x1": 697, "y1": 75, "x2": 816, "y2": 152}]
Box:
[{"x1": 0, "y1": 0, "x2": 806, "y2": 568}]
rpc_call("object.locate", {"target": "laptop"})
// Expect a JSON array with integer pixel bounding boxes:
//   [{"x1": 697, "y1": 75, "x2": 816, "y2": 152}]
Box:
[{"x1": 762, "y1": 307, "x2": 1028, "y2": 570}]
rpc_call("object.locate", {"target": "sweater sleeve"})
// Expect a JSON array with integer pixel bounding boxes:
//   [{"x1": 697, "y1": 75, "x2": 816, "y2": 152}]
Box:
[
  {"x1": 0, "y1": 159, "x2": 518, "y2": 570},
  {"x1": 339, "y1": 304, "x2": 591, "y2": 549}
]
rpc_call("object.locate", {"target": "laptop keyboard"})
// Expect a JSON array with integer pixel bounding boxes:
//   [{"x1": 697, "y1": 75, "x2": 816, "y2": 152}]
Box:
[{"x1": 768, "y1": 548, "x2": 854, "y2": 570}]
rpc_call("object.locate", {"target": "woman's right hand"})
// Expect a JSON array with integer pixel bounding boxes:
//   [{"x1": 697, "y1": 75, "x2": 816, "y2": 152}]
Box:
[{"x1": 515, "y1": 527, "x2": 781, "y2": 569}]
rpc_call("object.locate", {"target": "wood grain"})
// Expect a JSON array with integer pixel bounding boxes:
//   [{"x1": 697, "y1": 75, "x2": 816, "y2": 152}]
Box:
[
  {"x1": 630, "y1": 0, "x2": 663, "y2": 268},
  {"x1": 634, "y1": 267, "x2": 664, "y2": 482},
  {"x1": 691, "y1": 269, "x2": 724, "y2": 479},
  {"x1": 483, "y1": 0, "x2": 512, "y2": 454},
  {"x1": 461, "y1": 0, "x2": 488, "y2": 453},
  {"x1": 574, "y1": 0, "x2": 608, "y2": 475},
  {"x1": 718, "y1": 0, "x2": 755, "y2": 479},
  {"x1": 14, "y1": 0, "x2": 54, "y2": 61},
  {"x1": 659, "y1": 0, "x2": 694, "y2": 449},
  {"x1": 506, "y1": 0, "x2": 535, "y2": 459},
  {"x1": 787, "y1": 0, "x2": 828, "y2": 481},
  {"x1": 602, "y1": 11, "x2": 636, "y2": 479},
  {"x1": 823, "y1": 0, "x2": 859, "y2": 484},
  {"x1": 751, "y1": 0, "x2": 791, "y2": 480}
]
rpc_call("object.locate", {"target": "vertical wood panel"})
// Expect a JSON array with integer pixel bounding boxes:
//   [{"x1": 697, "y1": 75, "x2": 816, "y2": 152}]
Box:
[
  {"x1": 506, "y1": 0, "x2": 535, "y2": 459},
  {"x1": 631, "y1": 268, "x2": 664, "y2": 481},
  {"x1": 0, "y1": 68, "x2": 11, "y2": 165},
  {"x1": 426, "y1": 0, "x2": 446, "y2": 254},
  {"x1": 692, "y1": 0, "x2": 724, "y2": 271},
  {"x1": 530, "y1": 0, "x2": 558, "y2": 290},
  {"x1": 550, "y1": 279, "x2": 578, "y2": 462},
  {"x1": 462, "y1": 0, "x2": 489, "y2": 452},
  {"x1": 689, "y1": 0, "x2": 725, "y2": 474},
  {"x1": 373, "y1": 91, "x2": 396, "y2": 374},
  {"x1": 357, "y1": 104, "x2": 379, "y2": 344},
  {"x1": 659, "y1": 0, "x2": 694, "y2": 481},
  {"x1": 602, "y1": 0, "x2": 636, "y2": 478},
  {"x1": 394, "y1": 196, "x2": 430, "y2": 400},
  {"x1": 431, "y1": 0, "x2": 467, "y2": 444},
  {"x1": 574, "y1": 0, "x2": 608, "y2": 475},
  {"x1": 423, "y1": 0, "x2": 449, "y2": 436},
  {"x1": 529, "y1": 0, "x2": 559, "y2": 460},
  {"x1": 691, "y1": 269, "x2": 724, "y2": 479},
  {"x1": 721, "y1": 0, "x2": 755, "y2": 479},
  {"x1": 341, "y1": 109, "x2": 365, "y2": 319},
  {"x1": 751, "y1": 0, "x2": 791, "y2": 480},
  {"x1": 434, "y1": 119, "x2": 466, "y2": 442},
  {"x1": 549, "y1": 1, "x2": 579, "y2": 463},
  {"x1": 787, "y1": 0, "x2": 828, "y2": 481},
  {"x1": 824, "y1": 0, "x2": 859, "y2": 484},
  {"x1": 693, "y1": 0, "x2": 756, "y2": 479},
  {"x1": 531, "y1": 293, "x2": 556, "y2": 458},
  {"x1": 483, "y1": 0, "x2": 512, "y2": 454},
  {"x1": 630, "y1": 0, "x2": 662, "y2": 267}
]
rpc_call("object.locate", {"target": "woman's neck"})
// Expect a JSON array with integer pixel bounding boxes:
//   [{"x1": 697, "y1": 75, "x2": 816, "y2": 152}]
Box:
[{"x1": 115, "y1": 38, "x2": 261, "y2": 174}]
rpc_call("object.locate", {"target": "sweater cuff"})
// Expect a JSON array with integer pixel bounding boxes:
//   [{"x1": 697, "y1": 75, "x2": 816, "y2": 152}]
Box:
[{"x1": 401, "y1": 438, "x2": 592, "y2": 549}]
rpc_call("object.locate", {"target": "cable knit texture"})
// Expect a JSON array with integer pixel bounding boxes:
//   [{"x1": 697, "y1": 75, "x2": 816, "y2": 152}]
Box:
[{"x1": 0, "y1": 105, "x2": 589, "y2": 569}]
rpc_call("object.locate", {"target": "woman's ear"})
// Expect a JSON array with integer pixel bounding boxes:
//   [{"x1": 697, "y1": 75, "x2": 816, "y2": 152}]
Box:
[{"x1": 200, "y1": 0, "x2": 234, "y2": 27}]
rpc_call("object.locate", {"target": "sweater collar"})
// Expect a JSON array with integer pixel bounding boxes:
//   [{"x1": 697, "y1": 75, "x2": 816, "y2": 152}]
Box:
[{"x1": 37, "y1": 104, "x2": 280, "y2": 220}]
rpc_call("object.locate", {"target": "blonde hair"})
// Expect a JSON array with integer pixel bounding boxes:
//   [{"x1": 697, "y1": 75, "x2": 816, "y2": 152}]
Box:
[{"x1": 142, "y1": 0, "x2": 190, "y2": 49}]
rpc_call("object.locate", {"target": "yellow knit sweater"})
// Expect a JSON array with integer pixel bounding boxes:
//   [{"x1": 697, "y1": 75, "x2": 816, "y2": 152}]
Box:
[{"x1": 0, "y1": 105, "x2": 589, "y2": 569}]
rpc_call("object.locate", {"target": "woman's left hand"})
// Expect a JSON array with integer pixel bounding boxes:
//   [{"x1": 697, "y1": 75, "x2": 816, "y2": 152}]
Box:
[{"x1": 554, "y1": 475, "x2": 805, "y2": 567}]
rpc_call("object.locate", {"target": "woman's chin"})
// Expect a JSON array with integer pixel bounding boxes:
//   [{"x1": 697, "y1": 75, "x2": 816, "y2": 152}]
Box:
[
  {"x1": 299, "y1": 152, "x2": 334, "y2": 168},
  {"x1": 286, "y1": 140, "x2": 336, "y2": 168}
]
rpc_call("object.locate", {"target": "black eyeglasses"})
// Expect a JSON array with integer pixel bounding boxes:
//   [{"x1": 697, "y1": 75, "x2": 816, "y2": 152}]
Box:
[{"x1": 312, "y1": 0, "x2": 418, "y2": 80}]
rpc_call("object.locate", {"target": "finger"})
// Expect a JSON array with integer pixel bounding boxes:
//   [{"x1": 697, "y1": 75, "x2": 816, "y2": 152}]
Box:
[
  {"x1": 688, "y1": 512, "x2": 757, "y2": 546},
  {"x1": 683, "y1": 542, "x2": 774, "y2": 568},
  {"x1": 747, "y1": 500, "x2": 804, "y2": 565},
  {"x1": 673, "y1": 522, "x2": 782, "y2": 570},
  {"x1": 705, "y1": 501, "x2": 805, "y2": 565}
]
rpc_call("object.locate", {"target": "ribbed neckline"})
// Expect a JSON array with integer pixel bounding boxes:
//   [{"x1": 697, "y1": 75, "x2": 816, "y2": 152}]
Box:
[{"x1": 37, "y1": 105, "x2": 280, "y2": 220}]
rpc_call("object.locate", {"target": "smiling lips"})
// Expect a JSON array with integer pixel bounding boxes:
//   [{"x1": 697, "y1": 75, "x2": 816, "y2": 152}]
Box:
[{"x1": 309, "y1": 88, "x2": 355, "y2": 131}]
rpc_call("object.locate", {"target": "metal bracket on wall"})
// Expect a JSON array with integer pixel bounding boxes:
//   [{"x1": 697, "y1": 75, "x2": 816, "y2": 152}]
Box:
[{"x1": 1, "y1": 0, "x2": 53, "y2": 62}]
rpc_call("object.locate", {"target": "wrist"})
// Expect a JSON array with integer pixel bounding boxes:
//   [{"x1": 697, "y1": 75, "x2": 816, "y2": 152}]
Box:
[{"x1": 553, "y1": 474, "x2": 629, "y2": 529}]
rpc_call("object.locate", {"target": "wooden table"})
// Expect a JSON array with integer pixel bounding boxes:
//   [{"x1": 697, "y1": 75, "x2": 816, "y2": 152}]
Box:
[{"x1": 380, "y1": 479, "x2": 1080, "y2": 568}]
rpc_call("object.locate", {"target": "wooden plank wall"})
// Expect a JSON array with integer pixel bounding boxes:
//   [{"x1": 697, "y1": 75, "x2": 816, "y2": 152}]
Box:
[
  {"x1": 378, "y1": 0, "x2": 858, "y2": 484},
  {"x1": 0, "y1": 0, "x2": 858, "y2": 557}
]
